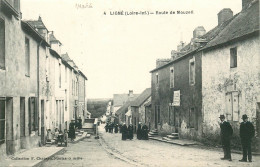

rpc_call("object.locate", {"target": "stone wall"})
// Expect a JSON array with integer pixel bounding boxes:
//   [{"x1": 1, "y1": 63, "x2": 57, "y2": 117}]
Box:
[{"x1": 202, "y1": 36, "x2": 260, "y2": 150}]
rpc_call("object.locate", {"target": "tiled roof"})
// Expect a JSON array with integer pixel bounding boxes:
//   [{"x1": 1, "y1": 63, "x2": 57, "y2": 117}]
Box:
[
  {"x1": 116, "y1": 101, "x2": 132, "y2": 115},
  {"x1": 113, "y1": 94, "x2": 139, "y2": 107},
  {"x1": 201, "y1": 0, "x2": 259, "y2": 50},
  {"x1": 130, "y1": 88, "x2": 151, "y2": 107},
  {"x1": 61, "y1": 53, "x2": 72, "y2": 62},
  {"x1": 49, "y1": 33, "x2": 61, "y2": 44},
  {"x1": 150, "y1": 0, "x2": 259, "y2": 73},
  {"x1": 26, "y1": 17, "x2": 48, "y2": 30}
]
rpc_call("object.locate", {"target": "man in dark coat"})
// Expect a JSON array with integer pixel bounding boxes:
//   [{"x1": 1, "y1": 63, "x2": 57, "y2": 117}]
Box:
[
  {"x1": 119, "y1": 124, "x2": 122, "y2": 133},
  {"x1": 137, "y1": 122, "x2": 142, "y2": 140},
  {"x1": 141, "y1": 124, "x2": 149, "y2": 140},
  {"x1": 219, "y1": 115, "x2": 233, "y2": 161},
  {"x1": 239, "y1": 114, "x2": 255, "y2": 162},
  {"x1": 114, "y1": 124, "x2": 119, "y2": 133},
  {"x1": 105, "y1": 123, "x2": 108, "y2": 132},
  {"x1": 128, "y1": 124, "x2": 134, "y2": 140},
  {"x1": 121, "y1": 123, "x2": 128, "y2": 140}
]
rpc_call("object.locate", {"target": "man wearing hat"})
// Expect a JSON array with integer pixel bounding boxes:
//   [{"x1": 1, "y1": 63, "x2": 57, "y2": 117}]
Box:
[
  {"x1": 219, "y1": 114, "x2": 233, "y2": 161},
  {"x1": 239, "y1": 114, "x2": 255, "y2": 162}
]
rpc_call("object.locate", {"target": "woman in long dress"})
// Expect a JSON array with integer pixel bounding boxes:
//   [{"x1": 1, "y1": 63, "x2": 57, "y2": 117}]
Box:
[
  {"x1": 128, "y1": 124, "x2": 134, "y2": 140},
  {"x1": 121, "y1": 123, "x2": 128, "y2": 140},
  {"x1": 69, "y1": 120, "x2": 76, "y2": 141}
]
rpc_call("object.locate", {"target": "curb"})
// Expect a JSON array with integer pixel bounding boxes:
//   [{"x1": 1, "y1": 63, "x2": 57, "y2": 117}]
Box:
[{"x1": 149, "y1": 137, "x2": 260, "y2": 156}]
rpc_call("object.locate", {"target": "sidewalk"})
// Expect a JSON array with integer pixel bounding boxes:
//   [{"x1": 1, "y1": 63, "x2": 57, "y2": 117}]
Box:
[
  {"x1": 149, "y1": 136, "x2": 200, "y2": 146},
  {"x1": 0, "y1": 132, "x2": 90, "y2": 167},
  {"x1": 149, "y1": 136, "x2": 260, "y2": 156}
]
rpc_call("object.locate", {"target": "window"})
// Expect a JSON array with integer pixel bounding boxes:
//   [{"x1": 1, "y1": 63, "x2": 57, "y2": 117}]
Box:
[
  {"x1": 29, "y1": 97, "x2": 37, "y2": 134},
  {"x1": 72, "y1": 79, "x2": 74, "y2": 95},
  {"x1": 20, "y1": 97, "x2": 25, "y2": 137},
  {"x1": 65, "y1": 90, "x2": 67, "y2": 111},
  {"x1": 170, "y1": 67, "x2": 174, "y2": 88},
  {"x1": 25, "y1": 38, "x2": 30, "y2": 76},
  {"x1": 230, "y1": 47, "x2": 237, "y2": 68},
  {"x1": 59, "y1": 62, "x2": 61, "y2": 88},
  {"x1": 156, "y1": 73, "x2": 159, "y2": 84},
  {"x1": 56, "y1": 100, "x2": 59, "y2": 127},
  {"x1": 0, "y1": 18, "x2": 5, "y2": 69},
  {"x1": 189, "y1": 107, "x2": 197, "y2": 128},
  {"x1": 6, "y1": 0, "x2": 20, "y2": 12},
  {"x1": 65, "y1": 67, "x2": 67, "y2": 83},
  {"x1": 225, "y1": 91, "x2": 239, "y2": 121},
  {"x1": 189, "y1": 57, "x2": 195, "y2": 85},
  {"x1": 0, "y1": 98, "x2": 5, "y2": 145}
]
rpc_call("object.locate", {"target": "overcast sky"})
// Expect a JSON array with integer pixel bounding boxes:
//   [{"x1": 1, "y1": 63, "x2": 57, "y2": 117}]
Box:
[{"x1": 21, "y1": 0, "x2": 242, "y2": 98}]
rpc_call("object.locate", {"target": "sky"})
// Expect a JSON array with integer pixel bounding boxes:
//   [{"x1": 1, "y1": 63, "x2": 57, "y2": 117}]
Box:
[{"x1": 21, "y1": 0, "x2": 242, "y2": 98}]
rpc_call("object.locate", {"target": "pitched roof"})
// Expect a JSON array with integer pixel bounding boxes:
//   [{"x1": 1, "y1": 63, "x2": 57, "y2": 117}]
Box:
[
  {"x1": 202, "y1": 0, "x2": 259, "y2": 51},
  {"x1": 113, "y1": 93, "x2": 139, "y2": 107},
  {"x1": 26, "y1": 16, "x2": 48, "y2": 30},
  {"x1": 115, "y1": 101, "x2": 132, "y2": 115},
  {"x1": 49, "y1": 33, "x2": 62, "y2": 44},
  {"x1": 61, "y1": 53, "x2": 72, "y2": 62},
  {"x1": 130, "y1": 88, "x2": 151, "y2": 107},
  {"x1": 150, "y1": 0, "x2": 259, "y2": 73}
]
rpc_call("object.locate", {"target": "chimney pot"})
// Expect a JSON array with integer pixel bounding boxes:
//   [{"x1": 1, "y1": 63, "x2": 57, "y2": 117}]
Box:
[{"x1": 218, "y1": 8, "x2": 233, "y2": 25}]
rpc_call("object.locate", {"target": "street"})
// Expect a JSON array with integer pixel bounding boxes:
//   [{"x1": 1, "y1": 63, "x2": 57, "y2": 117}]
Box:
[{"x1": 40, "y1": 125, "x2": 260, "y2": 167}]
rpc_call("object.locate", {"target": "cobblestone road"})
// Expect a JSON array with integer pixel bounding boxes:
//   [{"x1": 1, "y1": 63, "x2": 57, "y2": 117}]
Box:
[{"x1": 40, "y1": 125, "x2": 260, "y2": 167}]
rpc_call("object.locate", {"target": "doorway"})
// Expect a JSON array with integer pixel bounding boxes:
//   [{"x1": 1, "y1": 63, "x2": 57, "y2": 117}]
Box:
[{"x1": 41, "y1": 100, "x2": 45, "y2": 145}]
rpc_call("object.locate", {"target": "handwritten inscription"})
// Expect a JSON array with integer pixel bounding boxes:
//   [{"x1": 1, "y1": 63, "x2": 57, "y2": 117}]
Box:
[{"x1": 75, "y1": 3, "x2": 93, "y2": 9}]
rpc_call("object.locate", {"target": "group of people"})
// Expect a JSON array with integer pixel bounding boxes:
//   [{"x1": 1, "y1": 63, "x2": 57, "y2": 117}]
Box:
[
  {"x1": 137, "y1": 122, "x2": 149, "y2": 140},
  {"x1": 104, "y1": 122, "x2": 150, "y2": 141},
  {"x1": 105, "y1": 123, "x2": 119, "y2": 133},
  {"x1": 219, "y1": 114, "x2": 255, "y2": 162}
]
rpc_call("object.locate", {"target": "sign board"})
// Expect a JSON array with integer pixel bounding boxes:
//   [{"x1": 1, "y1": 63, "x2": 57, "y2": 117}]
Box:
[{"x1": 173, "y1": 90, "x2": 180, "y2": 106}]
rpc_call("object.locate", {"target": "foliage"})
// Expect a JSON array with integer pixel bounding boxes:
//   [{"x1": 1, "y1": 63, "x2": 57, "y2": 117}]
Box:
[{"x1": 87, "y1": 99, "x2": 111, "y2": 118}]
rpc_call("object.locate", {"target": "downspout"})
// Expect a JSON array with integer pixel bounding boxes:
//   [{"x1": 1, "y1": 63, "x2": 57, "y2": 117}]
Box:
[{"x1": 37, "y1": 40, "x2": 43, "y2": 139}]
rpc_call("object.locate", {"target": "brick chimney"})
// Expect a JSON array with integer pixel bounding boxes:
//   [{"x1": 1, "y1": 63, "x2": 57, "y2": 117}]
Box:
[
  {"x1": 128, "y1": 90, "x2": 133, "y2": 97},
  {"x1": 217, "y1": 8, "x2": 233, "y2": 25},
  {"x1": 242, "y1": 0, "x2": 253, "y2": 9},
  {"x1": 193, "y1": 26, "x2": 206, "y2": 38}
]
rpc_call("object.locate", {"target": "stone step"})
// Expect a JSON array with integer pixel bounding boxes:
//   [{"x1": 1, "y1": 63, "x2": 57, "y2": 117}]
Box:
[
  {"x1": 171, "y1": 133, "x2": 179, "y2": 137},
  {"x1": 86, "y1": 134, "x2": 91, "y2": 138},
  {"x1": 162, "y1": 137, "x2": 172, "y2": 141},
  {"x1": 149, "y1": 132, "x2": 158, "y2": 135},
  {"x1": 166, "y1": 135, "x2": 179, "y2": 139}
]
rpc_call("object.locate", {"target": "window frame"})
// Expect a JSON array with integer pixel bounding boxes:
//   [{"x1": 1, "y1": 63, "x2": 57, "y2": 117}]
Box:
[
  {"x1": 170, "y1": 67, "x2": 174, "y2": 88},
  {"x1": 0, "y1": 18, "x2": 5, "y2": 70},
  {"x1": 0, "y1": 97, "x2": 6, "y2": 145},
  {"x1": 189, "y1": 57, "x2": 195, "y2": 85},
  {"x1": 25, "y1": 37, "x2": 30, "y2": 77},
  {"x1": 230, "y1": 47, "x2": 237, "y2": 68}
]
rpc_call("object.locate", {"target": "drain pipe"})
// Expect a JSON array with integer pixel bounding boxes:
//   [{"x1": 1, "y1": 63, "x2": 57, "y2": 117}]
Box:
[{"x1": 37, "y1": 39, "x2": 43, "y2": 143}]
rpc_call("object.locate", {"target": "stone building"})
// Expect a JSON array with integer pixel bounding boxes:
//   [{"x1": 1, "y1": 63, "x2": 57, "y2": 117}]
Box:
[
  {"x1": 0, "y1": 0, "x2": 88, "y2": 156},
  {"x1": 201, "y1": 0, "x2": 259, "y2": 148},
  {"x1": 0, "y1": 0, "x2": 49, "y2": 155},
  {"x1": 129, "y1": 88, "x2": 151, "y2": 132},
  {"x1": 149, "y1": 0, "x2": 259, "y2": 149}
]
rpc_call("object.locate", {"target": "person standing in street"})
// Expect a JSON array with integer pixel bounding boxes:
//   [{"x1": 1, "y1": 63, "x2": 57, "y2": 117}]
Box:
[
  {"x1": 128, "y1": 124, "x2": 134, "y2": 140},
  {"x1": 141, "y1": 123, "x2": 149, "y2": 140},
  {"x1": 114, "y1": 124, "x2": 119, "y2": 133},
  {"x1": 239, "y1": 114, "x2": 255, "y2": 162},
  {"x1": 68, "y1": 120, "x2": 76, "y2": 142},
  {"x1": 219, "y1": 115, "x2": 233, "y2": 161},
  {"x1": 121, "y1": 123, "x2": 128, "y2": 140},
  {"x1": 137, "y1": 122, "x2": 142, "y2": 140}
]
